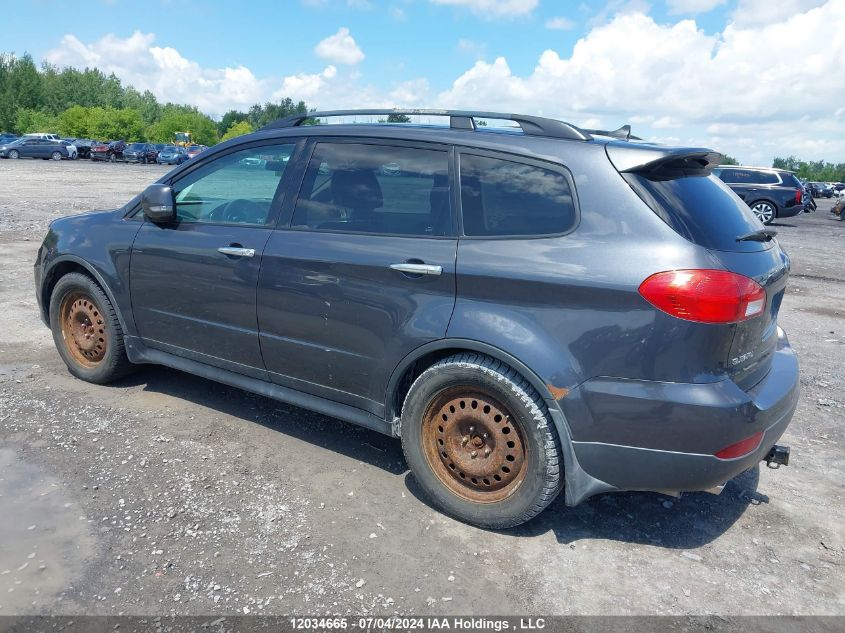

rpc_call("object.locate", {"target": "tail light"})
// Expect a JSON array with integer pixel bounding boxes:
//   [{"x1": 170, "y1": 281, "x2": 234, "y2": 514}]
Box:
[
  {"x1": 794, "y1": 189, "x2": 803, "y2": 204},
  {"x1": 715, "y1": 431, "x2": 764, "y2": 459},
  {"x1": 639, "y1": 270, "x2": 766, "y2": 323}
]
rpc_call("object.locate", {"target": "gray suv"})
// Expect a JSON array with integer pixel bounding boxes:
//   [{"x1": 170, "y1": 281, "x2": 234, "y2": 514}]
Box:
[{"x1": 35, "y1": 110, "x2": 798, "y2": 528}]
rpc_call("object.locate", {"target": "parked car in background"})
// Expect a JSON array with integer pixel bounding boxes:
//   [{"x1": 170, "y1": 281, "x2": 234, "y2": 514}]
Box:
[
  {"x1": 0, "y1": 137, "x2": 70, "y2": 160},
  {"x1": 89, "y1": 141, "x2": 110, "y2": 161},
  {"x1": 70, "y1": 139, "x2": 98, "y2": 159},
  {"x1": 0, "y1": 133, "x2": 17, "y2": 144},
  {"x1": 713, "y1": 166, "x2": 805, "y2": 224},
  {"x1": 107, "y1": 140, "x2": 127, "y2": 161},
  {"x1": 124, "y1": 143, "x2": 160, "y2": 164},
  {"x1": 22, "y1": 132, "x2": 61, "y2": 141},
  {"x1": 59, "y1": 140, "x2": 78, "y2": 159},
  {"x1": 185, "y1": 144, "x2": 207, "y2": 159},
  {"x1": 156, "y1": 145, "x2": 188, "y2": 165},
  {"x1": 90, "y1": 140, "x2": 127, "y2": 162},
  {"x1": 33, "y1": 108, "x2": 798, "y2": 529}
]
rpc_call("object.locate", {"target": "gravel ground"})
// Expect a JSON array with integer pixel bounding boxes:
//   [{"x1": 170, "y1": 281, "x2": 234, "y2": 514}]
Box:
[{"x1": 0, "y1": 159, "x2": 843, "y2": 616}]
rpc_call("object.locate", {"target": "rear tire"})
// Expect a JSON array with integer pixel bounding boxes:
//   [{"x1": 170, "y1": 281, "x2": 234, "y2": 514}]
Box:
[
  {"x1": 750, "y1": 201, "x2": 776, "y2": 225},
  {"x1": 51, "y1": 151, "x2": 62, "y2": 161},
  {"x1": 49, "y1": 272, "x2": 134, "y2": 384},
  {"x1": 400, "y1": 353, "x2": 563, "y2": 529}
]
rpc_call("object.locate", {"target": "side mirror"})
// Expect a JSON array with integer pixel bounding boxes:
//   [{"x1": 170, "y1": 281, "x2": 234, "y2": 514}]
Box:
[{"x1": 141, "y1": 184, "x2": 175, "y2": 223}]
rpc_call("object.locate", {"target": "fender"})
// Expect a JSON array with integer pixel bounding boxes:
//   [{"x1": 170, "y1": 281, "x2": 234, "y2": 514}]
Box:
[
  {"x1": 41, "y1": 254, "x2": 134, "y2": 336},
  {"x1": 385, "y1": 337, "x2": 563, "y2": 420}
]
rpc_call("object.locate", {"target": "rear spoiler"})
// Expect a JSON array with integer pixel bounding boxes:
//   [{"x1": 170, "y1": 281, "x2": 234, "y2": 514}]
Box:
[{"x1": 607, "y1": 145, "x2": 723, "y2": 176}]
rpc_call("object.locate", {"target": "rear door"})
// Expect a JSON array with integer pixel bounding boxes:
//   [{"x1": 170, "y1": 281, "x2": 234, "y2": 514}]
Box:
[{"x1": 257, "y1": 139, "x2": 457, "y2": 416}]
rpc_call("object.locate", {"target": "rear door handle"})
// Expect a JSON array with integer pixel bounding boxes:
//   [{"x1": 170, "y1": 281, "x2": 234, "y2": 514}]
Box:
[
  {"x1": 218, "y1": 246, "x2": 255, "y2": 258},
  {"x1": 389, "y1": 263, "x2": 442, "y2": 276}
]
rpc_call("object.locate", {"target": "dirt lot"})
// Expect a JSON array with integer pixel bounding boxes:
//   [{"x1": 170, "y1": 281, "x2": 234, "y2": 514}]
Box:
[{"x1": 0, "y1": 159, "x2": 843, "y2": 616}]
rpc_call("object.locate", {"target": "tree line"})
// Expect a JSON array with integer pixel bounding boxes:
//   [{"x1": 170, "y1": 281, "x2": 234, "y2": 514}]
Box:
[
  {"x1": 0, "y1": 53, "x2": 309, "y2": 145},
  {"x1": 772, "y1": 156, "x2": 845, "y2": 183}
]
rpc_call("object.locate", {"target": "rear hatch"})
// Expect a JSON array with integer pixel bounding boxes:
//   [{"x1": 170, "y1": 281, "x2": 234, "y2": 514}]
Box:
[{"x1": 610, "y1": 144, "x2": 790, "y2": 390}]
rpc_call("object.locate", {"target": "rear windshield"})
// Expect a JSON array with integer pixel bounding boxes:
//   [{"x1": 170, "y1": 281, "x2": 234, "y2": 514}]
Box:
[{"x1": 624, "y1": 172, "x2": 769, "y2": 252}]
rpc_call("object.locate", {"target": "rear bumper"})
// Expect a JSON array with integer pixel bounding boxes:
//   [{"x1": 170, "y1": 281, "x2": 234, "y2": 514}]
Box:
[
  {"x1": 778, "y1": 204, "x2": 803, "y2": 219},
  {"x1": 564, "y1": 328, "x2": 799, "y2": 495}
]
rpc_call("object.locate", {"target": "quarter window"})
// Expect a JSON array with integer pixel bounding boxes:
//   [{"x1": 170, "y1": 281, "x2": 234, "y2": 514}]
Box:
[
  {"x1": 459, "y1": 153, "x2": 576, "y2": 236},
  {"x1": 291, "y1": 143, "x2": 451, "y2": 236},
  {"x1": 172, "y1": 144, "x2": 296, "y2": 226}
]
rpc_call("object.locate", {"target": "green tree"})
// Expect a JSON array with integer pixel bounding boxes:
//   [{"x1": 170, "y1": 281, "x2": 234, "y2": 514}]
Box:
[
  {"x1": 218, "y1": 109, "x2": 248, "y2": 135},
  {"x1": 9, "y1": 54, "x2": 43, "y2": 111},
  {"x1": 146, "y1": 110, "x2": 218, "y2": 146},
  {"x1": 57, "y1": 105, "x2": 91, "y2": 137},
  {"x1": 220, "y1": 120, "x2": 254, "y2": 141},
  {"x1": 721, "y1": 155, "x2": 740, "y2": 165},
  {"x1": 15, "y1": 108, "x2": 57, "y2": 134},
  {"x1": 0, "y1": 55, "x2": 14, "y2": 131},
  {"x1": 247, "y1": 98, "x2": 308, "y2": 129},
  {"x1": 87, "y1": 107, "x2": 144, "y2": 141},
  {"x1": 386, "y1": 113, "x2": 411, "y2": 123}
]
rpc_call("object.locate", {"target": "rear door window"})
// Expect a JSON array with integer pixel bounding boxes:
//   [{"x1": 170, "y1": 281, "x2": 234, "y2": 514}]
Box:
[
  {"x1": 624, "y1": 172, "x2": 769, "y2": 253},
  {"x1": 291, "y1": 142, "x2": 452, "y2": 237},
  {"x1": 458, "y1": 153, "x2": 576, "y2": 237}
]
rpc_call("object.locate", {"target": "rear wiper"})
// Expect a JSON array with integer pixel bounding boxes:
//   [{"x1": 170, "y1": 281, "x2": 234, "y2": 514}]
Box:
[{"x1": 737, "y1": 229, "x2": 777, "y2": 242}]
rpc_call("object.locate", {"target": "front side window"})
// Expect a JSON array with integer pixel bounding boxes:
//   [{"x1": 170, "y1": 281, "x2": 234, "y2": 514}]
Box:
[
  {"x1": 291, "y1": 142, "x2": 451, "y2": 236},
  {"x1": 172, "y1": 144, "x2": 296, "y2": 226},
  {"x1": 459, "y1": 153, "x2": 576, "y2": 237}
]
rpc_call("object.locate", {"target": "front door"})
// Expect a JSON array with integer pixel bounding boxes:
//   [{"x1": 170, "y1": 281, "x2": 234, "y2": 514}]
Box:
[
  {"x1": 130, "y1": 142, "x2": 299, "y2": 377},
  {"x1": 257, "y1": 140, "x2": 457, "y2": 415}
]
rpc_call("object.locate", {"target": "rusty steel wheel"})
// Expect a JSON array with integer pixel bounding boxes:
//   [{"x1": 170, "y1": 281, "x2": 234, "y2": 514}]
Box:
[
  {"x1": 59, "y1": 292, "x2": 108, "y2": 368},
  {"x1": 422, "y1": 387, "x2": 528, "y2": 503}
]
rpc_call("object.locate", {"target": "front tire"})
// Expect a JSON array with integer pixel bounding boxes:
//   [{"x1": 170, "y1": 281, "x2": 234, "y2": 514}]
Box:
[
  {"x1": 401, "y1": 353, "x2": 563, "y2": 529},
  {"x1": 8, "y1": 149, "x2": 19, "y2": 159},
  {"x1": 49, "y1": 273, "x2": 134, "y2": 384},
  {"x1": 51, "y1": 151, "x2": 62, "y2": 161},
  {"x1": 750, "y1": 201, "x2": 776, "y2": 225}
]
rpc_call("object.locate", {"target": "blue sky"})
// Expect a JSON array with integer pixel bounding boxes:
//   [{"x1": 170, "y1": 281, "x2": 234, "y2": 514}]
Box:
[{"x1": 6, "y1": 0, "x2": 844, "y2": 165}]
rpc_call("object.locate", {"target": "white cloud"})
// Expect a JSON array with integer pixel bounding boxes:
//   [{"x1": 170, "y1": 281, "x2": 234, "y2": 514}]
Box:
[
  {"x1": 665, "y1": 0, "x2": 726, "y2": 14},
  {"x1": 730, "y1": 0, "x2": 827, "y2": 27},
  {"x1": 39, "y1": 1, "x2": 845, "y2": 166},
  {"x1": 44, "y1": 31, "x2": 266, "y2": 116},
  {"x1": 545, "y1": 16, "x2": 576, "y2": 30},
  {"x1": 389, "y1": 78, "x2": 431, "y2": 105},
  {"x1": 429, "y1": 0, "x2": 538, "y2": 18},
  {"x1": 273, "y1": 66, "x2": 337, "y2": 101},
  {"x1": 314, "y1": 27, "x2": 365, "y2": 65},
  {"x1": 436, "y1": 1, "x2": 845, "y2": 164}
]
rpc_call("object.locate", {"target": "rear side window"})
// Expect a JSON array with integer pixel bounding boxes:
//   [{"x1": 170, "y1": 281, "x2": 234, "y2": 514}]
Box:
[
  {"x1": 624, "y1": 173, "x2": 768, "y2": 253},
  {"x1": 291, "y1": 142, "x2": 451, "y2": 237},
  {"x1": 757, "y1": 171, "x2": 780, "y2": 184},
  {"x1": 459, "y1": 153, "x2": 576, "y2": 236}
]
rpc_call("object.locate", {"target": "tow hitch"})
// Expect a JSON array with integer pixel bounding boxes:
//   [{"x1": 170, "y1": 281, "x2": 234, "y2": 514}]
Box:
[{"x1": 764, "y1": 444, "x2": 790, "y2": 469}]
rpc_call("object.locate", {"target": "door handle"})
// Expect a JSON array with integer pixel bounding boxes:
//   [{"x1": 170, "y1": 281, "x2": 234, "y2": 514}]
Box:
[
  {"x1": 218, "y1": 246, "x2": 255, "y2": 258},
  {"x1": 389, "y1": 263, "x2": 442, "y2": 276}
]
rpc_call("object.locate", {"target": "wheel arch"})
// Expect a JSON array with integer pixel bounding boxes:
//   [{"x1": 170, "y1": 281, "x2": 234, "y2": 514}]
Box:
[
  {"x1": 41, "y1": 256, "x2": 129, "y2": 334},
  {"x1": 386, "y1": 339, "x2": 560, "y2": 423}
]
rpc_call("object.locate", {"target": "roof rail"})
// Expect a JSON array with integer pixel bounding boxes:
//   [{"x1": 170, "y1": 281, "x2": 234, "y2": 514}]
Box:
[{"x1": 259, "y1": 109, "x2": 593, "y2": 142}]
